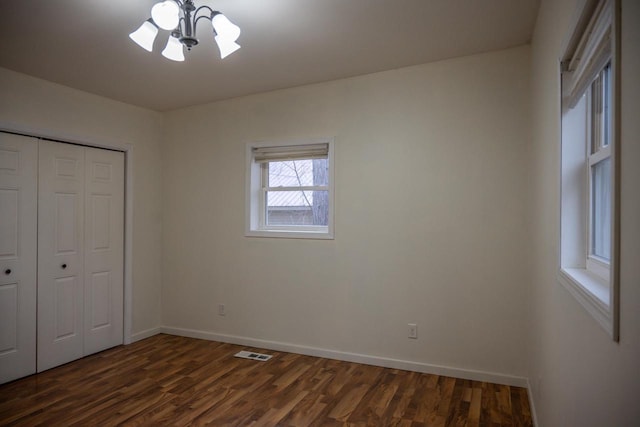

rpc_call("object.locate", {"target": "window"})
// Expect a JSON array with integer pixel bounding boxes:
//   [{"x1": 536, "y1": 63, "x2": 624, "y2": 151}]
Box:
[
  {"x1": 246, "y1": 139, "x2": 334, "y2": 239},
  {"x1": 559, "y1": 0, "x2": 619, "y2": 339}
]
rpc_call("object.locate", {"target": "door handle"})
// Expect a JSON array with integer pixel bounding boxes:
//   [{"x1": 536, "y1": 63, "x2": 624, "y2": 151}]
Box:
[
  {"x1": 61, "y1": 264, "x2": 67, "y2": 269},
  {"x1": 4, "y1": 269, "x2": 10, "y2": 275}
]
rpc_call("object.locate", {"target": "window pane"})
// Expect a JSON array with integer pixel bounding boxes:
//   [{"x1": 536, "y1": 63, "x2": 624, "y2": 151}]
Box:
[
  {"x1": 266, "y1": 190, "x2": 329, "y2": 226},
  {"x1": 268, "y1": 159, "x2": 328, "y2": 187},
  {"x1": 591, "y1": 157, "x2": 611, "y2": 260},
  {"x1": 603, "y1": 64, "x2": 611, "y2": 147},
  {"x1": 591, "y1": 64, "x2": 611, "y2": 153}
]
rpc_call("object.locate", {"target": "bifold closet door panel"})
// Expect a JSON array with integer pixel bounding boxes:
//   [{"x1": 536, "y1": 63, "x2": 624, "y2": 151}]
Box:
[
  {"x1": 37, "y1": 141, "x2": 85, "y2": 372},
  {"x1": 0, "y1": 134, "x2": 37, "y2": 384},
  {"x1": 84, "y1": 146, "x2": 124, "y2": 355}
]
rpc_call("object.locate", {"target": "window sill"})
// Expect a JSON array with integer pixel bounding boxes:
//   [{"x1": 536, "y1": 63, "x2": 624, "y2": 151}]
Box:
[
  {"x1": 245, "y1": 229, "x2": 334, "y2": 240},
  {"x1": 558, "y1": 267, "x2": 613, "y2": 337}
]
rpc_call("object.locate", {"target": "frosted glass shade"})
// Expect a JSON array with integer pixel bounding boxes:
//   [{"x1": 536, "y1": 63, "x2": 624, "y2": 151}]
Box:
[
  {"x1": 129, "y1": 20, "x2": 158, "y2": 52},
  {"x1": 151, "y1": 0, "x2": 180, "y2": 30},
  {"x1": 212, "y1": 14, "x2": 241, "y2": 42},
  {"x1": 214, "y1": 35, "x2": 240, "y2": 59},
  {"x1": 162, "y1": 35, "x2": 185, "y2": 61}
]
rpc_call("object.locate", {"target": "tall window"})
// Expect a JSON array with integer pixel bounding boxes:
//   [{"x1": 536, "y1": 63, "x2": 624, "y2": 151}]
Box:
[
  {"x1": 246, "y1": 139, "x2": 334, "y2": 239},
  {"x1": 559, "y1": 0, "x2": 619, "y2": 339}
]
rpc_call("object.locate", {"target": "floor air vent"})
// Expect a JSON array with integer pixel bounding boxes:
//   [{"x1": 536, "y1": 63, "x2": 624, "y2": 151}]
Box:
[{"x1": 234, "y1": 350, "x2": 273, "y2": 361}]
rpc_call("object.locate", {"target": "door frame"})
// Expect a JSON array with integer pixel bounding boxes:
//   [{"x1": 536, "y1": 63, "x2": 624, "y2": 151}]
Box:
[{"x1": 0, "y1": 122, "x2": 135, "y2": 345}]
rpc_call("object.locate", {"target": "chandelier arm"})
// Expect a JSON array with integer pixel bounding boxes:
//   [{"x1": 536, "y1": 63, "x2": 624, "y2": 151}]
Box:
[
  {"x1": 194, "y1": 5, "x2": 215, "y2": 17},
  {"x1": 174, "y1": 15, "x2": 183, "y2": 32},
  {"x1": 194, "y1": 6, "x2": 217, "y2": 33},
  {"x1": 194, "y1": 14, "x2": 214, "y2": 35}
]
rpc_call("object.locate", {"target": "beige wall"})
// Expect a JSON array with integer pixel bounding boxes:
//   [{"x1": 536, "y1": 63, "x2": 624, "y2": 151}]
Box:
[
  {"x1": 528, "y1": 0, "x2": 640, "y2": 425},
  {"x1": 0, "y1": 67, "x2": 163, "y2": 336},
  {"x1": 162, "y1": 45, "x2": 531, "y2": 379}
]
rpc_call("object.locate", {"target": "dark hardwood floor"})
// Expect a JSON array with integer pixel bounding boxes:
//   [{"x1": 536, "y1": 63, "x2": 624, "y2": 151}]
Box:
[{"x1": 0, "y1": 334, "x2": 532, "y2": 426}]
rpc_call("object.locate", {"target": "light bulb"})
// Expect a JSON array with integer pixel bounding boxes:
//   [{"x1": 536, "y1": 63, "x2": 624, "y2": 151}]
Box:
[
  {"x1": 214, "y1": 35, "x2": 240, "y2": 59},
  {"x1": 162, "y1": 35, "x2": 185, "y2": 61},
  {"x1": 151, "y1": 0, "x2": 180, "y2": 30},
  {"x1": 129, "y1": 19, "x2": 158, "y2": 52},
  {"x1": 212, "y1": 13, "x2": 241, "y2": 42}
]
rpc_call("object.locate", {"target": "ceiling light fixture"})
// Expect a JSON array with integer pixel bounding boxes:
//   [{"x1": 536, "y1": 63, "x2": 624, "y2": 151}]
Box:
[{"x1": 129, "y1": 0, "x2": 241, "y2": 62}]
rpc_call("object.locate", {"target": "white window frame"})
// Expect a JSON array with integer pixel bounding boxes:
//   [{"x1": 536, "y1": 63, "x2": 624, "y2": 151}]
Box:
[
  {"x1": 558, "y1": 0, "x2": 620, "y2": 340},
  {"x1": 245, "y1": 138, "x2": 335, "y2": 239}
]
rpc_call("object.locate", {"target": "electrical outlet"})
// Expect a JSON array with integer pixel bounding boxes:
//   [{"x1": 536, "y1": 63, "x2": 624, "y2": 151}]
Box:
[
  {"x1": 408, "y1": 323, "x2": 417, "y2": 339},
  {"x1": 218, "y1": 304, "x2": 226, "y2": 316}
]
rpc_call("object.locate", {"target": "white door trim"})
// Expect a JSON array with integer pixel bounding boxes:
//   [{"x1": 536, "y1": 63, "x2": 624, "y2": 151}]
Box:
[{"x1": 0, "y1": 122, "x2": 135, "y2": 345}]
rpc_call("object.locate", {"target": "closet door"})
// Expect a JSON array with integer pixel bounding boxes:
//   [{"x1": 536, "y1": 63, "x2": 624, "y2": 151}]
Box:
[
  {"x1": 38, "y1": 141, "x2": 85, "y2": 372},
  {"x1": 84, "y1": 146, "x2": 124, "y2": 355},
  {"x1": 0, "y1": 134, "x2": 37, "y2": 384}
]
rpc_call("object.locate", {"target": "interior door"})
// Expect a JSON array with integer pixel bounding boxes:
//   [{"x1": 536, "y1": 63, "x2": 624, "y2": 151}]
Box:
[
  {"x1": 83, "y1": 146, "x2": 124, "y2": 355},
  {"x1": 0, "y1": 133, "x2": 38, "y2": 384},
  {"x1": 38, "y1": 140, "x2": 85, "y2": 372}
]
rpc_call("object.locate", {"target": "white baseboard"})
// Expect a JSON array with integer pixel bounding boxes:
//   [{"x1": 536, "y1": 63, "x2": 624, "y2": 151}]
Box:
[
  {"x1": 161, "y1": 326, "x2": 528, "y2": 388},
  {"x1": 130, "y1": 326, "x2": 162, "y2": 343}
]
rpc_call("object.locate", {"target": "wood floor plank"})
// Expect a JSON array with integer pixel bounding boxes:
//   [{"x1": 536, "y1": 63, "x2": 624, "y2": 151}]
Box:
[
  {"x1": 280, "y1": 392, "x2": 328, "y2": 426},
  {"x1": 328, "y1": 384, "x2": 372, "y2": 421},
  {"x1": 468, "y1": 387, "x2": 483, "y2": 427},
  {"x1": 0, "y1": 334, "x2": 532, "y2": 426},
  {"x1": 348, "y1": 371, "x2": 400, "y2": 423}
]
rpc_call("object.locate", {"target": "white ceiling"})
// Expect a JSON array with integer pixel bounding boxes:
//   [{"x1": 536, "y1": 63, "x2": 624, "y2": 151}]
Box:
[{"x1": 0, "y1": 0, "x2": 539, "y2": 111}]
